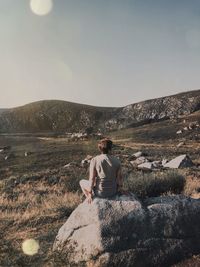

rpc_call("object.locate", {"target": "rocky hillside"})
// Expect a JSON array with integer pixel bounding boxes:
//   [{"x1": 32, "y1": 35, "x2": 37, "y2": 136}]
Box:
[{"x1": 0, "y1": 90, "x2": 199, "y2": 133}]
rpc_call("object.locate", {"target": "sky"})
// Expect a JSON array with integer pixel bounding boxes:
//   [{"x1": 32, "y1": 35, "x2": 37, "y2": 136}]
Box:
[{"x1": 0, "y1": 0, "x2": 200, "y2": 108}]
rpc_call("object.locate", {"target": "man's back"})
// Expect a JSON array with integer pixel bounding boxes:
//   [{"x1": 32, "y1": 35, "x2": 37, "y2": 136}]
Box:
[{"x1": 90, "y1": 154, "x2": 121, "y2": 197}]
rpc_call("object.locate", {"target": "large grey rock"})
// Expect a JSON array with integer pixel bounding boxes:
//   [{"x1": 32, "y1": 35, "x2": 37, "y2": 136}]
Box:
[
  {"x1": 138, "y1": 162, "x2": 153, "y2": 170},
  {"x1": 164, "y1": 154, "x2": 194, "y2": 169},
  {"x1": 130, "y1": 156, "x2": 148, "y2": 166},
  {"x1": 53, "y1": 195, "x2": 200, "y2": 267},
  {"x1": 133, "y1": 151, "x2": 143, "y2": 158}
]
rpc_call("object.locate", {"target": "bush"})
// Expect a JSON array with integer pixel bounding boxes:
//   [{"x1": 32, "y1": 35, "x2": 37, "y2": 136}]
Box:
[
  {"x1": 124, "y1": 170, "x2": 185, "y2": 198},
  {"x1": 59, "y1": 168, "x2": 86, "y2": 192}
]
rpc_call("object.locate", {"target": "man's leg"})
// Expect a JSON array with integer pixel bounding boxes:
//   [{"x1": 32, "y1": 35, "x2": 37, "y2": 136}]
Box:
[{"x1": 79, "y1": 179, "x2": 92, "y2": 198}]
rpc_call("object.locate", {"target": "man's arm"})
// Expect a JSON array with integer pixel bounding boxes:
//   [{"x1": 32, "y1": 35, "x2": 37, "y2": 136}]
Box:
[
  {"x1": 86, "y1": 159, "x2": 97, "y2": 204},
  {"x1": 88, "y1": 168, "x2": 97, "y2": 193}
]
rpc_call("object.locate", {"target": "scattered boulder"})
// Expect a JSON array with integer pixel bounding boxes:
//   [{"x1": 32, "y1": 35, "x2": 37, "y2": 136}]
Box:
[
  {"x1": 130, "y1": 156, "x2": 148, "y2": 166},
  {"x1": 24, "y1": 151, "x2": 31, "y2": 157},
  {"x1": 0, "y1": 146, "x2": 11, "y2": 151},
  {"x1": 53, "y1": 195, "x2": 200, "y2": 267},
  {"x1": 176, "y1": 130, "x2": 182, "y2": 134},
  {"x1": 132, "y1": 151, "x2": 143, "y2": 159},
  {"x1": 4, "y1": 153, "x2": 15, "y2": 160},
  {"x1": 85, "y1": 155, "x2": 93, "y2": 160},
  {"x1": 81, "y1": 156, "x2": 93, "y2": 167},
  {"x1": 81, "y1": 160, "x2": 88, "y2": 167},
  {"x1": 176, "y1": 142, "x2": 185, "y2": 148},
  {"x1": 164, "y1": 154, "x2": 193, "y2": 169},
  {"x1": 138, "y1": 162, "x2": 153, "y2": 170},
  {"x1": 189, "y1": 122, "x2": 197, "y2": 130},
  {"x1": 63, "y1": 162, "x2": 77, "y2": 168},
  {"x1": 152, "y1": 160, "x2": 162, "y2": 168},
  {"x1": 161, "y1": 158, "x2": 168, "y2": 166}
]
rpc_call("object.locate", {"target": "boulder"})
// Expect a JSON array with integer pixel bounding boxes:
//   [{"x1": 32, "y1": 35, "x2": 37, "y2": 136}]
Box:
[
  {"x1": 162, "y1": 158, "x2": 168, "y2": 166},
  {"x1": 176, "y1": 142, "x2": 185, "y2": 148},
  {"x1": 152, "y1": 160, "x2": 162, "y2": 168},
  {"x1": 81, "y1": 158, "x2": 91, "y2": 167},
  {"x1": 24, "y1": 151, "x2": 31, "y2": 157},
  {"x1": 4, "y1": 153, "x2": 15, "y2": 160},
  {"x1": 53, "y1": 195, "x2": 200, "y2": 267},
  {"x1": 130, "y1": 156, "x2": 148, "y2": 166},
  {"x1": 164, "y1": 154, "x2": 193, "y2": 169},
  {"x1": 138, "y1": 162, "x2": 153, "y2": 170},
  {"x1": 133, "y1": 151, "x2": 143, "y2": 158},
  {"x1": 63, "y1": 162, "x2": 77, "y2": 168},
  {"x1": 176, "y1": 130, "x2": 182, "y2": 134}
]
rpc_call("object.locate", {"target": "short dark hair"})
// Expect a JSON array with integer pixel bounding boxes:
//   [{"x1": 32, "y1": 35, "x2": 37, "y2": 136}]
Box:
[{"x1": 98, "y1": 138, "x2": 113, "y2": 154}]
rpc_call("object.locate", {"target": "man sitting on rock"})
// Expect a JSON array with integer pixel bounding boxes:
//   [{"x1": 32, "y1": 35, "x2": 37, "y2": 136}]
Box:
[{"x1": 79, "y1": 138, "x2": 125, "y2": 203}]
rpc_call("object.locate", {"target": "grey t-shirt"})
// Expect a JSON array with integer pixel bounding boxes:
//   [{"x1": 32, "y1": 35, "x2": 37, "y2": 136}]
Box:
[{"x1": 89, "y1": 153, "x2": 121, "y2": 198}]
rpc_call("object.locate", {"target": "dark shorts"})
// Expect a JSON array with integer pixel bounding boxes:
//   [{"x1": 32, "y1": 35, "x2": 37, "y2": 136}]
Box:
[{"x1": 93, "y1": 186, "x2": 117, "y2": 198}]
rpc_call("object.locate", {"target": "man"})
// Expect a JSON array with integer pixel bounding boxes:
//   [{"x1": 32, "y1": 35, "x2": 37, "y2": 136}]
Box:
[{"x1": 79, "y1": 138, "x2": 124, "y2": 203}]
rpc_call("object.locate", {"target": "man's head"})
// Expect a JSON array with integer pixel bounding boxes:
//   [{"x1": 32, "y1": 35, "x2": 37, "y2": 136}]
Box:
[{"x1": 98, "y1": 138, "x2": 113, "y2": 154}]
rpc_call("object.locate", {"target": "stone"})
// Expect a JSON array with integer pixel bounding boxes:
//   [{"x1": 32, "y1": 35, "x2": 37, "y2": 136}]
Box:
[
  {"x1": 53, "y1": 195, "x2": 200, "y2": 267},
  {"x1": 81, "y1": 158, "x2": 91, "y2": 167},
  {"x1": 152, "y1": 161, "x2": 162, "y2": 168},
  {"x1": 161, "y1": 158, "x2": 168, "y2": 166},
  {"x1": 133, "y1": 151, "x2": 143, "y2": 158},
  {"x1": 86, "y1": 155, "x2": 93, "y2": 160},
  {"x1": 176, "y1": 130, "x2": 182, "y2": 134},
  {"x1": 164, "y1": 154, "x2": 193, "y2": 169},
  {"x1": 130, "y1": 156, "x2": 148, "y2": 166},
  {"x1": 138, "y1": 162, "x2": 153, "y2": 170},
  {"x1": 63, "y1": 162, "x2": 77, "y2": 168},
  {"x1": 4, "y1": 153, "x2": 15, "y2": 160},
  {"x1": 177, "y1": 142, "x2": 185, "y2": 148}
]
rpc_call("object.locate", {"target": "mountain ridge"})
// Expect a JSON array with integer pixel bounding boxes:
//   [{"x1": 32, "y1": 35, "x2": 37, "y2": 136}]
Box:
[{"x1": 0, "y1": 89, "x2": 199, "y2": 133}]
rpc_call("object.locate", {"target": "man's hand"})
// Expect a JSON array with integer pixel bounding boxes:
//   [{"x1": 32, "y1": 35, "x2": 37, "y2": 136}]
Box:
[{"x1": 86, "y1": 194, "x2": 93, "y2": 204}]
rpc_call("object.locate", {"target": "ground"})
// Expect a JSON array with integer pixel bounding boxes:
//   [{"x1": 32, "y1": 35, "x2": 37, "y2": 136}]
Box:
[{"x1": 0, "y1": 120, "x2": 200, "y2": 266}]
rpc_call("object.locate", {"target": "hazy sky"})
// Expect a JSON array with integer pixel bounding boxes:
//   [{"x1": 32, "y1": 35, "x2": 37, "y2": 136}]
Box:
[{"x1": 0, "y1": 0, "x2": 200, "y2": 108}]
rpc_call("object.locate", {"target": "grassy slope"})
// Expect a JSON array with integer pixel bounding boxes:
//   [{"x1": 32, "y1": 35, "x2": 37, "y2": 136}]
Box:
[
  {"x1": 0, "y1": 89, "x2": 199, "y2": 133},
  {"x1": 0, "y1": 100, "x2": 116, "y2": 132},
  {"x1": 0, "y1": 108, "x2": 200, "y2": 266}
]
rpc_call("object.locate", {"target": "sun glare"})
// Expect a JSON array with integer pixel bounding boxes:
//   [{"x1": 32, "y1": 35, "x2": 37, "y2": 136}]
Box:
[
  {"x1": 30, "y1": 0, "x2": 53, "y2": 16},
  {"x1": 22, "y1": 239, "x2": 40, "y2": 256}
]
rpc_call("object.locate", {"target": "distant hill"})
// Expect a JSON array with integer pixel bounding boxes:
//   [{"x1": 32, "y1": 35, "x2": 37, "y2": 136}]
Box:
[
  {"x1": 0, "y1": 90, "x2": 199, "y2": 133},
  {"x1": 0, "y1": 109, "x2": 7, "y2": 114}
]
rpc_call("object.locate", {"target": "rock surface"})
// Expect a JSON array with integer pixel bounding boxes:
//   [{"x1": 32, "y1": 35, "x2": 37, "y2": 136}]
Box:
[
  {"x1": 0, "y1": 90, "x2": 199, "y2": 132},
  {"x1": 53, "y1": 194, "x2": 200, "y2": 267},
  {"x1": 138, "y1": 162, "x2": 153, "y2": 170},
  {"x1": 164, "y1": 154, "x2": 194, "y2": 169}
]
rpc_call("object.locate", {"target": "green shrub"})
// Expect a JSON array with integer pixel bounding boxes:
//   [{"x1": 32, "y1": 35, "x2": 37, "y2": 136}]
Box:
[
  {"x1": 60, "y1": 168, "x2": 86, "y2": 193},
  {"x1": 124, "y1": 170, "x2": 185, "y2": 198}
]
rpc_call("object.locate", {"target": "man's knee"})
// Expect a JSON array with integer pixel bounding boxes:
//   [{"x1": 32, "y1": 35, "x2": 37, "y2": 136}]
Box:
[{"x1": 79, "y1": 179, "x2": 86, "y2": 188}]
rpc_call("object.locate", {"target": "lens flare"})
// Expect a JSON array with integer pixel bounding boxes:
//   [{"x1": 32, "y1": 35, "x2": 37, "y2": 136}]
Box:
[
  {"x1": 30, "y1": 0, "x2": 53, "y2": 16},
  {"x1": 22, "y1": 239, "x2": 40, "y2": 256}
]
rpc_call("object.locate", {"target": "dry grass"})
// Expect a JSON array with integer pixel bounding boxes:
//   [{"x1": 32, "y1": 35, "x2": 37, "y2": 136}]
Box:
[
  {"x1": 184, "y1": 175, "x2": 200, "y2": 199},
  {"x1": 0, "y1": 134, "x2": 199, "y2": 266}
]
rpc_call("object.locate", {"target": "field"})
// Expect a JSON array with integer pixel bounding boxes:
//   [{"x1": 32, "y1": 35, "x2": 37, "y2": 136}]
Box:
[{"x1": 0, "y1": 122, "x2": 200, "y2": 266}]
